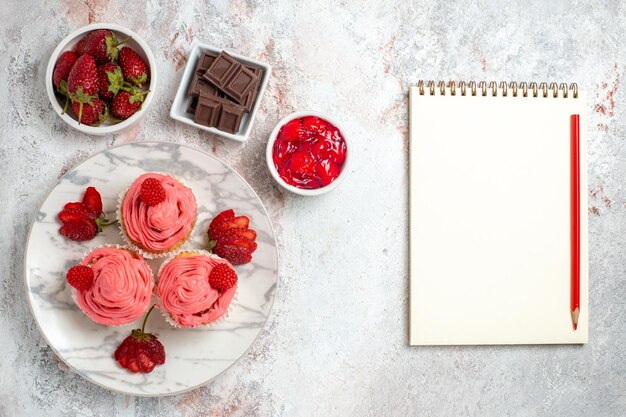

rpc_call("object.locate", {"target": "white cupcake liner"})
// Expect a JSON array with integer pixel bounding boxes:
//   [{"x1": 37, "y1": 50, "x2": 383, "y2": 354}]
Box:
[
  {"x1": 116, "y1": 172, "x2": 197, "y2": 260},
  {"x1": 155, "y1": 249, "x2": 238, "y2": 329},
  {"x1": 71, "y1": 244, "x2": 154, "y2": 327}
]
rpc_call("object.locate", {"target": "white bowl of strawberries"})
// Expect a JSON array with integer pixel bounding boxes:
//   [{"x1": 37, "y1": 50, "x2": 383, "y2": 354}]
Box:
[{"x1": 46, "y1": 23, "x2": 156, "y2": 135}]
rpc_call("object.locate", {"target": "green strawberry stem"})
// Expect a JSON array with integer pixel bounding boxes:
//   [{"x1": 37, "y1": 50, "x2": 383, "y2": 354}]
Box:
[
  {"x1": 95, "y1": 216, "x2": 118, "y2": 233},
  {"x1": 141, "y1": 305, "x2": 156, "y2": 333},
  {"x1": 62, "y1": 96, "x2": 69, "y2": 114}
]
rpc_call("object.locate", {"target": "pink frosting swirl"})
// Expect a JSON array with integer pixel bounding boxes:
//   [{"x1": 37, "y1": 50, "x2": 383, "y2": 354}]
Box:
[
  {"x1": 121, "y1": 173, "x2": 197, "y2": 253},
  {"x1": 157, "y1": 253, "x2": 237, "y2": 327},
  {"x1": 75, "y1": 247, "x2": 154, "y2": 326}
]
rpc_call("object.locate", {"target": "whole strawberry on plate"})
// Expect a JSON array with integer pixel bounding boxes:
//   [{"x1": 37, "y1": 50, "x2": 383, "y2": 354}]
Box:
[
  {"x1": 119, "y1": 47, "x2": 149, "y2": 87},
  {"x1": 58, "y1": 186, "x2": 115, "y2": 241},
  {"x1": 207, "y1": 209, "x2": 257, "y2": 265},
  {"x1": 75, "y1": 29, "x2": 127, "y2": 65},
  {"x1": 114, "y1": 306, "x2": 165, "y2": 373}
]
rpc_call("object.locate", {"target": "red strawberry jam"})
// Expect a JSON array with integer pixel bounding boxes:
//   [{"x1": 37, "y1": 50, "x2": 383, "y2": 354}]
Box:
[{"x1": 272, "y1": 116, "x2": 347, "y2": 189}]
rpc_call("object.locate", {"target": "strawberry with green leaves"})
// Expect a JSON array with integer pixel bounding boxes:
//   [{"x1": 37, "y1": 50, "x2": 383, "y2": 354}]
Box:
[
  {"x1": 111, "y1": 89, "x2": 149, "y2": 120},
  {"x1": 67, "y1": 54, "x2": 100, "y2": 124},
  {"x1": 58, "y1": 186, "x2": 116, "y2": 242},
  {"x1": 97, "y1": 63, "x2": 125, "y2": 100},
  {"x1": 119, "y1": 47, "x2": 149, "y2": 87},
  {"x1": 75, "y1": 29, "x2": 128, "y2": 64},
  {"x1": 70, "y1": 97, "x2": 107, "y2": 126}
]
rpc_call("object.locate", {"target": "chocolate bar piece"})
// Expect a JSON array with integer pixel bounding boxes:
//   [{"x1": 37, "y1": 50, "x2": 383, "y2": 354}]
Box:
[
  {"x1": 203, "y1": 52, "x2": 240, "y2": 86},
  {"x1": 193, "y1": 94, "x2": 245, "y2": 132},
  {"x1": 203, "y1": 52, "x2": 259, "y2": 103},
  {"x1": 187, "y1": 74, "x2": 219, "y2": 97},
  {"x1": 239, "y1": 67, "x2": 263, "y2": 111},
  {"x1": 195, "y1": 51, "x2": 218, "y2": 74},
  {"x1": 193, "y1": 96, "x2": 222, "y2": 127},
  {"x1": 221, "y1": 66, "x2": 258, "y2": 102},
  {"x1": 217, "y1": 104, "x2": 244, "y2": 134}
]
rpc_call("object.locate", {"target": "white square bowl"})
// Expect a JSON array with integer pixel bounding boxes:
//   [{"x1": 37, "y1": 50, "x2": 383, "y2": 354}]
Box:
[{"x1": 169, "y1": 40, "x2": 272, "y2": 142}]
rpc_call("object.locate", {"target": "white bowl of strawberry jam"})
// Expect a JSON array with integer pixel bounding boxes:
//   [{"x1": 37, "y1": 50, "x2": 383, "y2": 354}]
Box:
[{"x1": 266, "y1": 111, "x2": 350, "y2": 196}]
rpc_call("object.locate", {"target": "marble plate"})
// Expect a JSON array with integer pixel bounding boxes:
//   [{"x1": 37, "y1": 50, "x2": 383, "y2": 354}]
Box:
[{"x1": 24, "y1": 142, "x2": 278, "y2": 396}]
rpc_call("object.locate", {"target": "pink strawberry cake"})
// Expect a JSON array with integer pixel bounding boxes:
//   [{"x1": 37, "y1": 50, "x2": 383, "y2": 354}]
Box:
[
  {"x1": 74, "y1": 247, "x2": 154, "y2": 326},
  {"x1": 157, "y1": 251, "x2": 237, "y2": 327},
  {"x1": 119, "y1": 173, "x2": 197, "y2": 257}
]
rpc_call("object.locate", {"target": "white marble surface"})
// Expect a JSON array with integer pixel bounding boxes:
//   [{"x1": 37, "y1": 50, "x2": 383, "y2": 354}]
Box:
[{"x1": 1, "y1": 0, "x2": 625, "y2": 415}]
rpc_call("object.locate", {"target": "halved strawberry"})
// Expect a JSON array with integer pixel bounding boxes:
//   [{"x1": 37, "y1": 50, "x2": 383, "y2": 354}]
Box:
[
  {"x1": 220, "y1": 238, "x2": 257, "y2": 253},
  {"x1": 212, "y1": 216, "x2": 250, "y2": 236},
  {"x1": 208, "y1": 209, "x2": 234, "y2": 236},
  {"x1": 214, "y1": 228, "x2": 257, "y2": 243},
  {"x1": 213, "y1": 244, "x2": 252, "y2": 265},
  {"x1": 207, "y1": 209, "x2": 256, "y2": 265},
  {"x1": 59, "y1": 204, "x2": 98, "y2": 221}
]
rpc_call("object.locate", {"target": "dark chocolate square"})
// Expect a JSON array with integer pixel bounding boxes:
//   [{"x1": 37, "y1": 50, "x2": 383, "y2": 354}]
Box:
[
  {"x1": 196, "y1": 52, "x2": 218, "y2": 73},
  {"x1": 194, "y1": 96, "x2": 222, "y2": 127},
  {"x1": 196, "y1": 79, "x2": 218, "y2": 97},
  {"x1": 203, "y1": 52, "x2": 239, "y2": 86},
  {"x1": 217, "y1": 104, "x2": 243, "y2": 134},
  {"x1": 222, "y1": 66, "x2": 258, "y2": 102}
]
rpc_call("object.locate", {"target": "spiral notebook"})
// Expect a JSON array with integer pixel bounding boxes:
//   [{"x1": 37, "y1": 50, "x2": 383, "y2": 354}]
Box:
[{"x1": 409, "y1": 81, "x2": 589, "y2": 345}]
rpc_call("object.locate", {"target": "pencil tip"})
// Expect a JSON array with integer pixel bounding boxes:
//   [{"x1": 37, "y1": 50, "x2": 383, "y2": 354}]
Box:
[{"x1": 571, "y1": 308, "x2": 580, "y2": 331}]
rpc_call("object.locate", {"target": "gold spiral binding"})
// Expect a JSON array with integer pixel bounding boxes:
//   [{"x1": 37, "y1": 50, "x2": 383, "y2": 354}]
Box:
[
  {"x1": 549, "y1": 83, "x2": 558, "y2": 98},
  {"x1": 415, "y1": 81, "x2": 579, "y2": 98},
  {"x1": 479, "y1": 81, "x2": 487, "y2": 96},
  {"x1": 417, "y1": 80, "x2": 424, "y2": 95},
  {"x1": 520, "y1": 82, "x2": 528, "y2": 97},
  {"x1": 438, "y1": 81, "x2": 446, "y2": 95}
]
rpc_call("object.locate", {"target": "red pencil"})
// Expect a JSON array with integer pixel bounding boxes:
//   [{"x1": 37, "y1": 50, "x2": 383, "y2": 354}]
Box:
[{"x1": 570, "y1": 114, "x2": 580, "y2": 331}]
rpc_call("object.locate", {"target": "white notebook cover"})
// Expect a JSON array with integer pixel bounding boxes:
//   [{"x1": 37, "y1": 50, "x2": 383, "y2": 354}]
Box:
[{"x1": 409, "y1": 84, "x2": 588, "y2": 345}]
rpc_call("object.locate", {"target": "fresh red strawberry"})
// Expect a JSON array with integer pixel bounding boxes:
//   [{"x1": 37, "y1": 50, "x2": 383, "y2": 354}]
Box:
[
  {"x1": 53, "y1": 51, "x2": 78, "y2": 88},
  {"x1": 212, "y1": 215, "x2": 250, "y2": 236},
  {"x1": 208, "y1": 263, "x2": 238, "y2": 290},
  {"x1": 213, "y1": 244, "x2": 252, "y2": 265},
  {"x1": 114, "y1": 306, "x2": 165, "y2": 374},
  {"x1": 110, "y1": 89, "x2": 148, "y2": 120},
  {"x1": 64, "y1": 201, "x2": 91, "y2": 211},
  {"x1": 66, "y1": 265, "x2": 94, "y2": 291},
  {"x1": 139, "y1": 178, "x2": 166, "y2": 206},
  {"x1": 119, "y1": 47, "x2": 149, "y2": 87},
  {"x1": 58, "y1": 187, "x2": 115, "y2": 242},
  {"x1": 207, "y1": 210, "x2": 256, "y2": 265},
  {"x1": 70, "y1": 97, "x2": 107, "y2": 126},
  {"x1": 75, "y1": 29, "x2": 127, "y2": 64},
  {"x1": 68, "y1": 54, "x2": 99, "y2": 96},
  {"x1": 58, "y1": 206, "x2": 98, "y2": 222},
  {"x1": 97, "y1": 63, "x2": 124, "y2": 100},
  {"x1": 82, "y1": 186, "x2": 103, "y2": 214},
  {"x1": 67, "y1": 54, "x2": 99, "y2": 123},
  {"x1": 214, "y1": 227, "x2": 257, "y2": 243},
  {"x1": 59, "y1": 217, "x2": 97, "y2": 241},
  {"x1": 208, "y1": 209, "x2": 234, "y2": 236}
]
